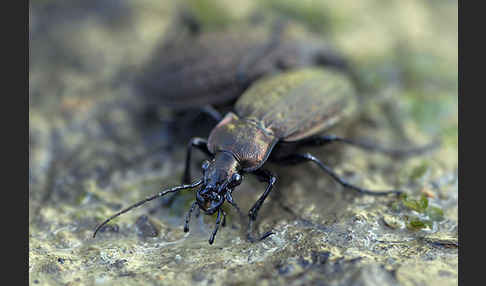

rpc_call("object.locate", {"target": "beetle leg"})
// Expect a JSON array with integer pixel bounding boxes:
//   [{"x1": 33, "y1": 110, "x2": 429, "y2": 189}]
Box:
[
  {"x1": 314, "y1": 51, "x2": 367, "y2": 92},
  {"x1": 183, "y1": 137, "x2": 212, "y2": 184},
  {"x1": 222, "y1": 210, "x2": 227, "y2": 227},
  {"x1": 194, "y1": 206, "x2": 201, "y2": 218},
  {"x1": 184, "y1": 201, "x2": 198, "y2": 232},
  {"x1": 299, "y1": 134, "x2": 440, "y2": 159},
  {"x1": 247, "y1": 169, "x2": 277, "y2": 242},
  {"x1": 200, "y1": 105, "x2": 223, "y2": 122},
  {"x1": 208, "y1": 209, "x2": 223, "y2": 245},
  {"x1": 275, "y1": 153, "x2": 402, "y2": 196}
]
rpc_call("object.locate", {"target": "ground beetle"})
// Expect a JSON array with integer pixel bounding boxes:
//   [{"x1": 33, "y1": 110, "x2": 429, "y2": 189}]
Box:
[
  {"x1": 94, "y1": 68, "x2": 436, "y2": 244},
  {"x1": 135, "y1": 23, "x2": 361, "y2": 111}
]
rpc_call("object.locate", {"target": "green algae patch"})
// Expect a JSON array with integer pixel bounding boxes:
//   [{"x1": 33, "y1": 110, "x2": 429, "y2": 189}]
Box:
[
  {"x1": 406, "y1": 218, "x2": 428, "y2": 230},
  {"x1": 390, "y1": 194, "x2": 445, "y2": 231},
  {"x1": 401, "y1": 193, "x2": 428, "y2": 213}
]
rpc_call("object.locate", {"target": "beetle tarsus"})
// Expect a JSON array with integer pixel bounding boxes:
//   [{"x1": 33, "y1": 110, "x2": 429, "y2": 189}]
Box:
[
  {"x1": 208, "y1": 209, "x2": 223, "y2": 244},
  {"x1": 247, "y1": 229, "x2": 275, "y2": 243},
  {"x1": 259, "y1": 231, "x2": 275, "y2": 241}
]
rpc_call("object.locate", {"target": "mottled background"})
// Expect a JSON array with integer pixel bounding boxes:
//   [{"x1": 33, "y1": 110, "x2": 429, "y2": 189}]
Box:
[{"x1": 29, "y1": 0, "x2": 458, "y2": 285}]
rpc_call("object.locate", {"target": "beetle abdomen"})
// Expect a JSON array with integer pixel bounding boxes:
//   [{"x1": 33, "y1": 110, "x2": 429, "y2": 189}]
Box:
[
  {"x1": 207, "y1": 112, "x2": 278, "y2": 171},
  {"x1": 234, "y1": 68, "x2": 357, "y2": 142}
]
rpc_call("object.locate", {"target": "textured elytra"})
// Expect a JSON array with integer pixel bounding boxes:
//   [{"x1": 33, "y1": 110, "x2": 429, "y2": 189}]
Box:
[
  {"x1": 235, "y1": 68, "x2": 357, "y2": 142},
  {"x1": 208, "y1": 68, "x2": 356, "y2": 171}
]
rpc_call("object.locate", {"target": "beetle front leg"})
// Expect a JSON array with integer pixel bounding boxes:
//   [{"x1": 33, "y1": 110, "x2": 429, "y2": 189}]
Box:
[
  {"x1": 183, "y1": 137, "x2": 212, "y2": 184},
  {"x1": 247, "y1": 169, "x2": 277, "y2": 242},
  {"x1": 208, "y1": 209, "x2": 225, "y2": 245},
  {"x1": 184, "y1": 202, "x2": 198, "y2": 232}
]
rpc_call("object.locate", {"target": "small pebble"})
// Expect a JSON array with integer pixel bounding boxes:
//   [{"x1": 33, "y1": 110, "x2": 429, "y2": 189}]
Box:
[{"x1": 383, "y1": 214, "x2": 405, "y2": 229}]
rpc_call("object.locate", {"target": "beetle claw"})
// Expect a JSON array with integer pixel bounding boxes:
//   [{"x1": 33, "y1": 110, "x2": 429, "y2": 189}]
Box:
[{"x1": 247, "y1": 231, "x2": 274, "y2": 243}]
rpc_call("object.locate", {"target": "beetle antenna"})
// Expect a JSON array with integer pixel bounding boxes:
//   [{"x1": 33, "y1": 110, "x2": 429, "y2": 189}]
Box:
[{"x1": 93, "y1": 179, "x2": 203, "y2": 238}]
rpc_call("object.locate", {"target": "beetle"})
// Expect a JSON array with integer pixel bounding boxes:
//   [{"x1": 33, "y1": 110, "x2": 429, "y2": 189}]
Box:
[
  {"x1": 132, "y1": 23, "x2": 366, "y2": 150},
  {"x1": 94, "y1": 68, "x2": 436, "y2": 244},
  {"x1": 134, "y1": 23, "x2": 362, "y2": 111}
]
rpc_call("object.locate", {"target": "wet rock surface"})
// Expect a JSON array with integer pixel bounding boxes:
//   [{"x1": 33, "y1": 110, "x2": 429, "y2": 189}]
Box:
[{"x1": 29, "y1": 1, "x2": 457, "y2": 285}]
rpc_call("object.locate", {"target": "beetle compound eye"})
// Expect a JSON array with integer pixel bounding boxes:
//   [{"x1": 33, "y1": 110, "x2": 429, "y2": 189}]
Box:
[
  {"x1": 230, "y1": 173, "x2": 242, "y2": 187},
  {"x1": 233, "y1": 173, "x2": 242, "y2": 182}
]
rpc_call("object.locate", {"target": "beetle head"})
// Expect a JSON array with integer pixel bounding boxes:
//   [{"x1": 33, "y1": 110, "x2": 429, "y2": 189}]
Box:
[{"x1": 196, "y1": 152, "x2": 242, "y2": 214}]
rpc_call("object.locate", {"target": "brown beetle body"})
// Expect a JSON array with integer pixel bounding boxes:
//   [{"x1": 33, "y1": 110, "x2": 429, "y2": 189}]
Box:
[
  {"x1": 208, "y1": 68, "x2": 355, "y2": 172},
  {"x1": 136, "y1": 28, "x2": 355, "y2": 109}
]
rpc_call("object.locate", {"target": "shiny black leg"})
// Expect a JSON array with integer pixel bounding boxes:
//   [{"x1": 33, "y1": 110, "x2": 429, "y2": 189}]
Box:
[
  {"x1": 247, "y1": 169, "x2": 277, "y2": 242},
  {"x1": 200, "y1": 105, "x2": 223, "y2": 122},
  {"x1": 209, "y1": 209, "x2": 224, "y2": 245},
  {"x1": 276, "y1": 152, "x2": 401, "y2": 196},
  {"x1": 298, "y1": 134, "x2": 439, "y2": 159},
  {"x1": 184, "y1": 202, "x2": 198, "y2": 232},
  {"x1": 183, "y1": 137, "x2": 212, "y2": 184},
  {"x1": 222, "y1": 210, "x2": 227, "y2": 227}
]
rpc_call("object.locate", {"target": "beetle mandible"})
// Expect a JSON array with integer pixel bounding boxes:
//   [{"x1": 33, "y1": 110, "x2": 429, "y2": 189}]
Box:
[{"x1": 94, "y1": 68, "x2": 436, "y2": 244}]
